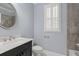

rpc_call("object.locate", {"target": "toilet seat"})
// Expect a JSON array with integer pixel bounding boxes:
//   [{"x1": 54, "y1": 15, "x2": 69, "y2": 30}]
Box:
[{"x1": 32, "y1": 46, "x2": 43, "y2": 51}]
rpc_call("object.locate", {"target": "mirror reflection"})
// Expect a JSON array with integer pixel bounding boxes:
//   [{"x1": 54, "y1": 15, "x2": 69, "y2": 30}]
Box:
[{"x1": 0, "y1": 3, "x2": 16, "y2": 29}]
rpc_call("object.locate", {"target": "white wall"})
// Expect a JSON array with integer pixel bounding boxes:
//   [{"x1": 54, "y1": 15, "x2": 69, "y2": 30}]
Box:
[
  {"x1": 0, "y1": 3, "x2": 34, "y2": 38},
  {"x1": 34, "y1": 3, "x2": 67, "y2": 55}
]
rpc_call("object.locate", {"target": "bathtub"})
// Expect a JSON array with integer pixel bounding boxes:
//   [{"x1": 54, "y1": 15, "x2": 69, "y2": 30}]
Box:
[{"x1": 69, "y1": 50, "x2": 79, "y2": 56}]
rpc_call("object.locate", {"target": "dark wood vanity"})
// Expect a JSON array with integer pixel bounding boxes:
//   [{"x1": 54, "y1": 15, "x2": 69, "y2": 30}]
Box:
[{"x1": 0, "y1": 41, "x2": 32, "y2": 56}]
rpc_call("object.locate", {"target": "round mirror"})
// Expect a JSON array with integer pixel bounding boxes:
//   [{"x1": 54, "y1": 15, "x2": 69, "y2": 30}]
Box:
[
  {"x1": 0, "y1": 3, "x2": 16, "y2": 29},
  {"x1": 0, "y1": 14, "x2": 15, "y2": 29}
]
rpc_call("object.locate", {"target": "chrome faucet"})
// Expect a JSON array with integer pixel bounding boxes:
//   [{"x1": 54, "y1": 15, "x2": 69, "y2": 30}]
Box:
[{"x1": 9, "y1": 36, "x2": 15, "y2": 41}]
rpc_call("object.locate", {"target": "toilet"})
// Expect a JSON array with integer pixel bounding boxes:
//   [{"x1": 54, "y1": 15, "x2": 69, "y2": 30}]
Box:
[{"x1": 32, "y1": 45, "x2": 46, "y2": 56}]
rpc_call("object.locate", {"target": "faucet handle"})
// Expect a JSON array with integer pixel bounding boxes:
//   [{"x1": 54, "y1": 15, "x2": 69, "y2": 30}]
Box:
[{"x1": 9, "y1": 36, "x2": 15, "y2": 41}]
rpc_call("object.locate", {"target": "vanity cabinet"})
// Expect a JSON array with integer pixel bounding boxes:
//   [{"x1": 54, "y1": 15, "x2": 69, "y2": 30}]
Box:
[{"x1": 0, "y1": 41, "x2": 32, "y2": 56}]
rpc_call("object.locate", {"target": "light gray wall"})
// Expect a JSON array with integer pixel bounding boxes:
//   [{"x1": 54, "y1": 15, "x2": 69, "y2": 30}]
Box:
[
  {"x1": 34, "y1": 3, "x2": 67, "y2": 55},
  {"x1": 0, "y1": 3, "x2": 34, "y2": 38}
]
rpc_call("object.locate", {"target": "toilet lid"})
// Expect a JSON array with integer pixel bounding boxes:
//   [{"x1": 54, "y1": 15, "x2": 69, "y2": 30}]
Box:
[{"x1": 32, "y1": 46, "x2": 43, "y2": 51}]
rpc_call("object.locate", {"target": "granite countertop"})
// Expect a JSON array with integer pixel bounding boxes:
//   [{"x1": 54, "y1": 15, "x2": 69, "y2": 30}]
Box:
[{"x1": 0, "y1": 37, "x2": 32, "y2": 54}]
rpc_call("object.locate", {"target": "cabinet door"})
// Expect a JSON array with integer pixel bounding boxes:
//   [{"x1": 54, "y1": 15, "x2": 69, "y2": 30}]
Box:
[{"x1": 17, "y1": 41, "x2": 32, "y2": 56}]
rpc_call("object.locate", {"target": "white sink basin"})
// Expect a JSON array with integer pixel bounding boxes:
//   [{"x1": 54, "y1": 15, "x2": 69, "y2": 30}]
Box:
[
  {"x1": 0, "y1": 42, "x2": 5, "y2": 45},
  {"x1": 0, "y1": 37, "x2": 26, "y2": 46}
]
